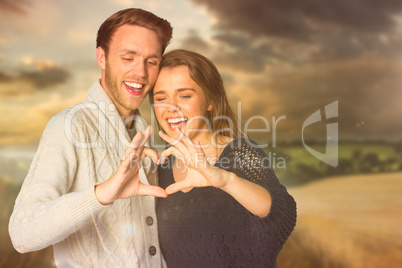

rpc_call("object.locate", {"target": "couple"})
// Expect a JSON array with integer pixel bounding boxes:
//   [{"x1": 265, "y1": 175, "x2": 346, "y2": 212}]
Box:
[{"x1": 9, "y1": 8, "x2": 296, "y2": 268}]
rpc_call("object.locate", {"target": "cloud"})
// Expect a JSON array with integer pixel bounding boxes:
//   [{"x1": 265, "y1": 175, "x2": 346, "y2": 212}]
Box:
[
  {"x1": 0, "y1": 71, "x2": 13, "y2": 83},
  {"x1": 179, "y1": 29, "x2": 210, "y2": 54},
  {"x1": 112, "y1": 0, "x2": 134, "y2": 6},
  {"x1": 19, "y1": 58, "x2": 71, "y2": 89},
  {"x1": 0, "y1": 58, "x2": 71, "y2": 96},
  {"x1": 0, "y1": 0, "x2": 31, "y2": 15},
  {"x1": 244, "y1": 55, "x2": 402, "y2": 140},
  {"x1": 183, "y1": 0, "x2": 402, "y2": 141},
  {"x1": 189, "y1": 0, "x2": 402, "y2": 69},
  {"x1": 191, "y1": 0, "x2": 402, "y2": 40}
]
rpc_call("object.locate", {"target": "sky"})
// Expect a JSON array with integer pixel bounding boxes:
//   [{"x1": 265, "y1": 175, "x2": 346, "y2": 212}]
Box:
[{"x1": 0, "y1": 0, "x2": 402, "y2": 151}]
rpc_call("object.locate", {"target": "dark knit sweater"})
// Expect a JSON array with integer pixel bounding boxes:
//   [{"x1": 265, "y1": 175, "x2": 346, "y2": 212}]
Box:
[{"x1": 157, "y1": 139, "x2": 297, "y2": 268}]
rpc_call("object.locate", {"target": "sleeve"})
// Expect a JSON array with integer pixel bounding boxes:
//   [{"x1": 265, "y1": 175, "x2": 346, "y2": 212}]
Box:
[
  {"x1": 8, "y1": 112, "x2": 106, "y2": 253},
  {"x1": 224, "y1": 139, "x2": 297, "y2": 246}
]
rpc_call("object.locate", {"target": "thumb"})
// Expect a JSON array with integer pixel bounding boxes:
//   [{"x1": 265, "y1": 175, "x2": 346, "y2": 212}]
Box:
[
  {"x1": 137, "y1": 184, "x2": 168, "y2": 198},
  {"x1": 165, "y1": 180, "x2": 191, "y2": 195}
]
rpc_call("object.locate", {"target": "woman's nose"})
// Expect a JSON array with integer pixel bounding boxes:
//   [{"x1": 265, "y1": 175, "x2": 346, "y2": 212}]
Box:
[{"x1": 167, "y1": 102, "x2": 180, "y2": 112}]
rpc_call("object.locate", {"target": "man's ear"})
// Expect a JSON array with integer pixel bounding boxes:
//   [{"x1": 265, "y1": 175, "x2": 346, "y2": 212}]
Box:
[{"x1": 96, "y1": 47, "x2": 106, "y2": 69}]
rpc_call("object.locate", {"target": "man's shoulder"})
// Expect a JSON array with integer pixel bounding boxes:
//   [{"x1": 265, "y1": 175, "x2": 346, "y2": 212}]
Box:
[
  {"x1": 48, "y1": 100, "x2": 92, "y2": 122},
  {"x1": 44, "y1": 99, "x2": 99, "y2": 133},
  {"x1": 40, "y1": 100, "x2": 103, "y2": 149}
]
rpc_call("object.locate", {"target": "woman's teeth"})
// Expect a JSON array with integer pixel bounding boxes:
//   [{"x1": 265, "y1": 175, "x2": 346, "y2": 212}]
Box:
[{"x1": 167, "y1": 117, "x2": 188, "y2": 128}]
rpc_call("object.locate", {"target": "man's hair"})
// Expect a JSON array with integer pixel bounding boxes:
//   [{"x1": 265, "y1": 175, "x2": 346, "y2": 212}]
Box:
[
  {"x1": 96, "y1": 8, "x2": 173, "y2": 56},
  {"x1": 150, "y1": 49, "x2": 243, "y2": 141}
]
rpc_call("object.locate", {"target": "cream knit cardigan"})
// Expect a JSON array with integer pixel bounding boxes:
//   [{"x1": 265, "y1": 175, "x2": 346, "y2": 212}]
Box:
[{"x1": 9, "y1": 80, "x2": 166, "y2": 268}]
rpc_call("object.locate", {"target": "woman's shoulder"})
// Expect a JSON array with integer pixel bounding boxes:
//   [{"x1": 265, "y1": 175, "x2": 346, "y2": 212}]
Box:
[
  {"x1": 221, "y1": 138, "x2": 263, "y2": 154},
  {"x1": 217, "y1": 138, "x2": 268, "y2": 165}
]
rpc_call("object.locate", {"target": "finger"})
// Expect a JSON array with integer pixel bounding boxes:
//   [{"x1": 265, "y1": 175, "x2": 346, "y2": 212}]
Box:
[
  {"x1": 141, "y1": 125, "x2": 152, "y2": 146},
  {"x1": 128, "y1": 125, "x2": 152, "y2": 150},
  {"x1": 159, "y1": 129, "x2": 193, "y2": 158},
  {"x1": 194, "y1": 140, "x2": 207, "y2": 160},
  {"x1": 129, "y1": 126, "x2": 153, "y2": 158},
  {"x1": 141, "y1": 147, "x2": 159, "y2": 164},
  {"x1": 159, "y1": 129, "x2": 184, "y2": 146},
  {"x1": 176, "y1": 127, "x2": 195, "y2": 148},
  {"x1": 126, "y1": 131, "x2": 143, "y2": 156},
  {"x1": 137, "y1": 184, "x2": 168, "y2": 198},
  {"x1": 137, "y1": 126, "x2": 152, "y2": 152},
  {"x1": 124, "y1": 142, "x2": 142, "y2": 165},
  {"x1": 124, "y1": 128, "x2": 150, "y2": 165},
  {"x1": 165, "y1": 180, "x2": 191, "y2": 195},
  {"x1": 160, "y1": 146, "x2": 185, "y2": 162}
]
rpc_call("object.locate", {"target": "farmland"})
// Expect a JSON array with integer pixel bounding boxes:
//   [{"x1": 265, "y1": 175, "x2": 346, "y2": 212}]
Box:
[
  {"x1": 1, "y1": 141, "x2": 401, "y2": 267},
  {"x1": 277, "y1": 172, "x2": 402, "y2": 268}
]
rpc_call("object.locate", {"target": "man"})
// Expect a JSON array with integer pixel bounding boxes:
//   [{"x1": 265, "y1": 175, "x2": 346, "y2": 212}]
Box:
[{"x1": 9, "y1": 8, "x2": 173, "y2": 267}]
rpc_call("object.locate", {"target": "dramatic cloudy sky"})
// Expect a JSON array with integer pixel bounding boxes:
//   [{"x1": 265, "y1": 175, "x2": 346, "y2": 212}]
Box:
[{"x1": 0, "y1": 0, "x2": 401, "y2": 149}]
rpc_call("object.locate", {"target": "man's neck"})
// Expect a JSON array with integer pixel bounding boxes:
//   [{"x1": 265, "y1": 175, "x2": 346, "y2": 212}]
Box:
[{"x1": 123, "y1": 112, "x2": 139, "y2": 129}]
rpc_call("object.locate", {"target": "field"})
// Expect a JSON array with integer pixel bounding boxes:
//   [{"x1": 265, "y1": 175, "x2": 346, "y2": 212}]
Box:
[
  {"x1": 1, "y1": 142, "x2": 401, "y2": 267},
  {"x1": 277, "y1": 172, "x2": 402, "y2": 268},
  {"x1": 2, "y1": 172, "x2": 401, "y2": 267}
]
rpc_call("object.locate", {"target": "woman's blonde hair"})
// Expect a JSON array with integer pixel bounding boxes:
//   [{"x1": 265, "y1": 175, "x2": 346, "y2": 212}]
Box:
[{"x1": 150, "y1": 49, "x2": 243, "y2": 143}]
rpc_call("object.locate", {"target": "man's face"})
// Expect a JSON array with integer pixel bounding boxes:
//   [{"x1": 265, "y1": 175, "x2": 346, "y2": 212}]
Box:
[{"x1": 97, "y1": 24, "x2": 162, "y2": 118}]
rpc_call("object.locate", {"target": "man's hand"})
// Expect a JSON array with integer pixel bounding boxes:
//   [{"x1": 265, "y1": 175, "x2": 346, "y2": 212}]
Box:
[{"x1": 95, "y1": 126, "x2": 167, "y2": 205}]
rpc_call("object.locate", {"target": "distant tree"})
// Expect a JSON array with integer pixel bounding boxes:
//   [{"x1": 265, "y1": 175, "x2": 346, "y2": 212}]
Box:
[
  {"x1": 352, "y1": 150, "x2": 362, "y2": 159},
  {"x1": 338, "y1": 158, "x2": 354, "y2": 173},
  {"x1": 295, "y1": 163, "x2": 321, "y2": 184},
  {"x1": 384, "y1": 157, "x2": 398, "y2": 171},
  {"x1": 351, "y1": 150, "x2": 362, "y2": 173},
  {"x1": 393, "y1": 141, "x2": 402, "y2": 152},
  {"x1": 361, "y1": 152, "x2": 380, "y2": 173}
]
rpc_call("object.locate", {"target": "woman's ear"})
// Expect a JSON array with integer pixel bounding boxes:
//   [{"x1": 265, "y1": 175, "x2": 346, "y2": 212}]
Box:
[
  {"x1": 96, "y1": 47, "x2": 106, "y2": 69},
  {"x1": 207, "y1": 102, "x2": 213, "y2": 112}
]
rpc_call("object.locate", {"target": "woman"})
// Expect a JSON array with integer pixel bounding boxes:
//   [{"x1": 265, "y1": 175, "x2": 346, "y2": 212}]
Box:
[{"x1": 151, "y1": 49, "x2": 296, "y2": 267}]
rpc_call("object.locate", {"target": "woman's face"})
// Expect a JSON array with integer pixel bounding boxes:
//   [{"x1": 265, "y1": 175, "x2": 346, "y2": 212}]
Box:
[{"x1": 153, "y1": 65, "x2": 213, "y2": 140}]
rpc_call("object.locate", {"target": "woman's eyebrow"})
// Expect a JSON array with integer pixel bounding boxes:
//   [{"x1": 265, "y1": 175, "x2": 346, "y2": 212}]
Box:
[
  {"x1": 154, "y1": 88, "x2": 195, "y2": 95},
  {"x1": 177, "y1": 88, "x2": 195, "y2": 92},
  {"x1": 153, "y1": 90, "x2": 165, "y2": 95}
]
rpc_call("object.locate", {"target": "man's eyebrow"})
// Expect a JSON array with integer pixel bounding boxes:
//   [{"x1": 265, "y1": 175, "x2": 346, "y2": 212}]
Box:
[
  {"x1": 119, "y1": 49, "x2": 137, "y2": 55},
  {"x1": 119, "y1": 49, "x2": 161, "y2": 60}
]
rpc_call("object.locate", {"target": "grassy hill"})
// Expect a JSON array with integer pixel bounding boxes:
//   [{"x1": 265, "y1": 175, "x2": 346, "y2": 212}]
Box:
[
  {"x1": 277, "y1": 172, "x2": 402, "y2": 268},
  {"x1": 268, "y1": 141, "x2": 402, "y2": 186}
]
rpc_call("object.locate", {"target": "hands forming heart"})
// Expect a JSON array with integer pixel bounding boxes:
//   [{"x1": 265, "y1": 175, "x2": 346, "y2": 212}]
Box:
[
  {"x1": 158, "y1": 128, "x2": 229, "y2": 195},
  {"x1": 94, "y1": 125, "x2": 229, "y2": 205}
]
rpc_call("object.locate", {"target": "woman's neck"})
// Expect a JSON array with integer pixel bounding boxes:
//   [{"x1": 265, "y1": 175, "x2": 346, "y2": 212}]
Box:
[{"x1": 189, "y1": 133, "x2": 234, "y2": 165}]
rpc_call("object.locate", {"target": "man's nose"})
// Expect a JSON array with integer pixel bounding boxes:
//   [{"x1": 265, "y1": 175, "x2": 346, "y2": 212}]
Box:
[{"x1": 131, "y1": 60, "x2": 147, "y2": 77}]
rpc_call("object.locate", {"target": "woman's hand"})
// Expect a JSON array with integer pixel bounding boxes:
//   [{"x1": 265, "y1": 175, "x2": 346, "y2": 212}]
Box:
[
  {"x1": 159, "y1": 129, "x2": 230, "y2": 194},
  {"x1": 159, "y1": 129, "x2": 272, "y2": 217}
]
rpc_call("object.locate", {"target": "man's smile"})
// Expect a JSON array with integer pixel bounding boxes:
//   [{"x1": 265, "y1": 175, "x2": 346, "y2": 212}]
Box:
[{"x1": 123, "y1": 81, "x2": 144, "y2": 95}]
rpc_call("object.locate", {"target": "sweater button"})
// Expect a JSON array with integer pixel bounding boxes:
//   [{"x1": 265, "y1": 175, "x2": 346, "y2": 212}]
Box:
[
  {"x1": 149, "y1": 246, "x2": 157, "y2": 256},
  {"x1": 146, "y1": 216, "x2": 154, "y2": 226}
]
